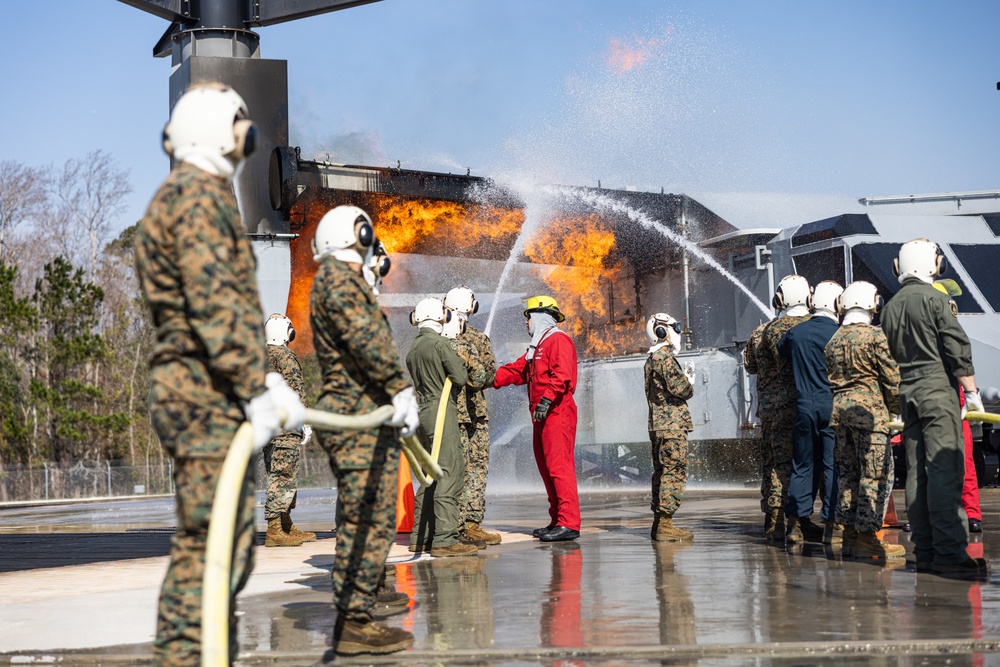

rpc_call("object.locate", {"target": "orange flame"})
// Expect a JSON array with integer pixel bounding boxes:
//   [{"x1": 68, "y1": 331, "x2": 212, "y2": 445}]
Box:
[
  {"x1": 287, "y1": 194, "x2": 653, "y2": 360},
  {"x1": 607, "y1": 36, "x2": 660, "y2": 74}
]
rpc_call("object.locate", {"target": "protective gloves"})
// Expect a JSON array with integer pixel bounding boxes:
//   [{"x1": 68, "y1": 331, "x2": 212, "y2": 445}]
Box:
[
  {"x1": 244, "y1": 372, "x2": 307, "y2": 452},
  {"x1": 963, "y1": 390, "x2": 984, "y2": 419},
  {"x1": 389, "y1": 387, "x2": 420, "y2": 438},
  {"x1": 532, "y1": 397, "x2": 553, "y2": 423},
  {"x1": 301, "y1": 425, "x2": 313, "y2": 446}
]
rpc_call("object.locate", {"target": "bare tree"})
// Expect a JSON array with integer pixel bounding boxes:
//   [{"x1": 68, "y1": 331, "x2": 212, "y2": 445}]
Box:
[
  {"x1": 52, "y1": 151, "x2": 132, "y2": 281},
  {"x1": 0, "y1": 161, "x2": 49, "y2": 264}
]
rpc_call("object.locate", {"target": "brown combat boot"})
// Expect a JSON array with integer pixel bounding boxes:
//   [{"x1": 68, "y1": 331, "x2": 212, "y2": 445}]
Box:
[
  {"x1": 841, "y1": 526, "x2": 859, "y2": 557},
  {"x1": 282, "y1": 512, "x2": 316, "y2": 543},
  {"x1": 466, "y1": 521, "x2": 502, "y2": 545},
  {"x1": 765, "y1": 510, "x2": 785, "y2": 543},
  {"x1": 784, "y1": 516, "x2": 803, "y2": 544},
  {"x1": 430, "y1": 542, "x2": 479, "y2": 557},
  {"x1": 823, "y1": 521, "x2": 843, "y2": 545},
  {"x1": 265, "y1": 518, "x2": 304, "y2": 547},
  {"x1": 333, "y1": 617, "x2": 413, "y2": 655},
  {"x1": 652, "y1": 513, "x2": 693, "y2": 542},
  {"x1": 851, "y1": 531, "x2": 905, "y2": 560}
]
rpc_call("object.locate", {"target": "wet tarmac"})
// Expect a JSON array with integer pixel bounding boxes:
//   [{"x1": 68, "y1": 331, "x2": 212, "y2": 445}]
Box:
[{"x1": 3, "y1": 487, "x2": 1000, "y2": 665}]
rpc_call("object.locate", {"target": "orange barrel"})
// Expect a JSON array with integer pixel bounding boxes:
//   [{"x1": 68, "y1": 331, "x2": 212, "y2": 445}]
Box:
[{"x1": 396, "y1": 454, "x2": 415, "y2": 533}]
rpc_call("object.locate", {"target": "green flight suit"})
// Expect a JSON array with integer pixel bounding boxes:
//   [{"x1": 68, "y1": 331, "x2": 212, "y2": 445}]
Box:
[
  {"x1": 406, "y1": 327, "x2": 469, "y2": 549},
  {"x1": 881, "y1": 277, "x2": 975, "y2": 566}
]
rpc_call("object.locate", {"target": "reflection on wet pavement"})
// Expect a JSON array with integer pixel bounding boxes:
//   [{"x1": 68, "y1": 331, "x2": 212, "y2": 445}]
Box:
[{"x1": 5, "y1": 489, "x2": 1000, "y2": 664}]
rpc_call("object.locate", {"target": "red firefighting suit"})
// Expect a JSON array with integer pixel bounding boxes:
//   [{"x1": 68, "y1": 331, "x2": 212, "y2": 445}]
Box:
[{"x1": 494, "y1": 329, "x2": 581, "y2": 530}]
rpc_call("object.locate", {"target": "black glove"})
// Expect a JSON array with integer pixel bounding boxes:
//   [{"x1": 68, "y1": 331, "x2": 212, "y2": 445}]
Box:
[{"x1": 532, "y1": 397, "x2": 553, "y2": 422}]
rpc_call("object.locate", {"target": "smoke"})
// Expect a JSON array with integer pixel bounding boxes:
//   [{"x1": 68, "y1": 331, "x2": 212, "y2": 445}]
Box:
[{"x1": 308, "y1": 130, "x2": 386, "y2": 165}]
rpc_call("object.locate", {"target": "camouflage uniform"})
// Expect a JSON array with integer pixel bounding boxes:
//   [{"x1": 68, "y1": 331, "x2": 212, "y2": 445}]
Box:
[
  {"x1": 756, "y1": 314, "x2": 810, "y2": 511},
  {"x1": 407, "y1": 328, "x2": 469, "y2": 549},
  {"x1": 135, "y1": 162, "x2": 266, "y2": 667},
  {"x1": 310, "y1": 257, "x2": 409, "y2": 622},
  {"x1": 743, "y1": 322, "x2": 772, "y2": 513},
  {"x1": 456, "y1": 325, "x2": 496, "y2": 525},
  {"x1": 263, "y1": 344, "x2": 306, "y2": 520},
  {"x1": 825, "y1": 323, "x2": 900, "y2": 533},
  {"x1": 645, "y1": 345, "x2": 694, "y2": 516}
]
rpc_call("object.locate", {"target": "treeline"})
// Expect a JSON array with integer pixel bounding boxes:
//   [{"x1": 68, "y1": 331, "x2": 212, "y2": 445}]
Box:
[{"x1": 0, "y1": 153, "x2": 161, "y2": 476}]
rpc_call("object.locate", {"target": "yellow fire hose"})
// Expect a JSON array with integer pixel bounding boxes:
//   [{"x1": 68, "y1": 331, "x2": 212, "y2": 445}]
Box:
[
  {"x1": 202, "y1": 403, "x2": 397, "y2": 667},
  {"x1": 887, "y1": 410, "x2": 1000, "y2": 433}
]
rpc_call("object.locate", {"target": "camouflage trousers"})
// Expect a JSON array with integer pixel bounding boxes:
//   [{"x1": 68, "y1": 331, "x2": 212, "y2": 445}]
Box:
[
  {"x1": 757, "y1": 421, "x2": 773, "y2": 513},
  {"x1": 459, "y1": 419, "x2": 491, "y2": 524},
  {"x1": 149, "y1": 396, "x2": 255, "y2": 667},
  {"x1": 317, "y1": 425, "x2": 399, "y2": 621},
  {"x1": 650, "y1": 431, "x2": 689, "y2": 516},
  {"x1": 262, "y1": 432, "x2": 301, "y2": 520},
  {"x1": 834, "y1": 425, "x2": 894, "y2": 533},
  {"x1": 762, "y1": 408, "x2": 796, "y2": 512}
]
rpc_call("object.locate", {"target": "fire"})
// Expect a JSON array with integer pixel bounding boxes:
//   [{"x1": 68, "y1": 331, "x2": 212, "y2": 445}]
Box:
[
  {"x1": 372, "y1": 197, "x2": 523, "y2": 258},
  {"x1": 285, "y1": 191, "x2": 654, "y2": 360},
  {"x1": 287, "y1": 194, "x2": 524, "y2": 356},
  {"x1": 607, "y1": 36, "x2": 660, "y2": 74},
  {"x1": 525, "y1": 214, "x2": 643, "y2": 357}
]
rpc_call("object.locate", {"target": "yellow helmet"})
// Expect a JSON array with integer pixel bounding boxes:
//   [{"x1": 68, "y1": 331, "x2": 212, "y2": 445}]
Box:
[{"x1": 523, "y1": 295, "x2": 565, "y2": 322}]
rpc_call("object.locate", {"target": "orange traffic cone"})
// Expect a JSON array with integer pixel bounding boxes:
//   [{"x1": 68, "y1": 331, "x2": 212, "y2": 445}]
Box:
[
  {"x1": 396, "y1": 454, "x2": 415, "y2": 533},
  {"x1": 884, "y1": 494, "x2": 899, "y2": 528}
]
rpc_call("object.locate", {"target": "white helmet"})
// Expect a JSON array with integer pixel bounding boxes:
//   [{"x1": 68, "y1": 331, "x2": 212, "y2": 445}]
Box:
[
  {"x1": 264, "y1": 313, "x2": 295, "y2": 346},
  {"x1": 162, "y1": 82, "x2": 257, "y2": 165},
  {"x1": 444, "y1": 286, "x2": 479, "y2": 316},
  {"x1": 441, "y1": 309, "x2": 467, "y2": 339},
  {"x1": 808, "y1": 280, "x2": 844, "y2": 315},
  {"x1": 893, "y1": 238, "x2": 947, "y2": 284},
  {"x1": 772, "y1": 275, "x2": 810, "y2": 311},
  {"x1": 409, "y1": 298, "x2": 452, "y2": 326},
  {"x1": 646, "y1": 312, "x2": 682, "y2": 352},
  {"x1": 837, "y1": 280, "x2": 883, "y2": 315},
  {"x1": 312, "y1": 205, "x2": 375, "y2": 258}
]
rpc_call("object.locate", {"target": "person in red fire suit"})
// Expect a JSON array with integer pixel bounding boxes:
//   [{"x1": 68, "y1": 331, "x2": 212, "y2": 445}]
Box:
[{"x1": 493, "y1": 295, "x2": 581, "y2": 542}]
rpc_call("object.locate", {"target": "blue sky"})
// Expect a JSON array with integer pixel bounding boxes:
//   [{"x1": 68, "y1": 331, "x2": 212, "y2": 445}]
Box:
[{"x1": 2, "y1": 1, "x2": 999, "y2": 231}]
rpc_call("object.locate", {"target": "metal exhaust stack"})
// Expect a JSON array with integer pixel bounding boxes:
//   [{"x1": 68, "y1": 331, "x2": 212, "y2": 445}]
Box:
[{"x1": 117, "y1": 0, "x2": 382, "y2": 315}]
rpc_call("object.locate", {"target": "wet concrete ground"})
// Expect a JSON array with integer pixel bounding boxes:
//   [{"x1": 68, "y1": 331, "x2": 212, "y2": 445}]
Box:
[{"x1": 3, "y1": 487, "x2": 1000, "y2": 665}]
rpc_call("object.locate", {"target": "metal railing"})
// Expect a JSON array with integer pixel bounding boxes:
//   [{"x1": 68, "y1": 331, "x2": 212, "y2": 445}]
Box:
[{"x1": 0, "y1": 455, "x2": 338, "y2": 504}]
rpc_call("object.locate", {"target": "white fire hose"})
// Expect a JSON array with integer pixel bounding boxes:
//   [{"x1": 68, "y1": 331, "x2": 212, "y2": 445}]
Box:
[{"x1": 201, "y1": 404, "x2": 442, "y2": 667}]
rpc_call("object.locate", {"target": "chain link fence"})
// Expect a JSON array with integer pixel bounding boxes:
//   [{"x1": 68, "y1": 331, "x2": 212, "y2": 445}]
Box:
[{"x1": 0, "y1": 455, "x2": 337, "y2": 503}]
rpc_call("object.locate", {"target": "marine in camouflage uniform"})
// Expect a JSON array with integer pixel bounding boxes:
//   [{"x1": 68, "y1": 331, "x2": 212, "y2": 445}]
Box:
[
  {"x1": 456, "y1": 324, "x2": 498, "y2": 540},
  {"x1": 406, "y1": 327, "x2": 469, "y2": 551},
  {"x1": 645, "y1": 344, "x2": 694, "y2": 540},
  {"x1": 757, "y1": 312, "x2": 810, "y2": 537},
  {"x1": 742, "y1": 322, "x2": 773, "y2": 518},
  {"x1": 824, "y1": 323, "x2": 899, "y2": 536},
  {"x1": 263, "y1": 343, "x2": 314, "y2": 545},
  {"x1": 310, "y1": 257, "x2": 409, "y2": 624},
  {"x1": 135, "y1": 162, "x2": 265, "y2": 667}
]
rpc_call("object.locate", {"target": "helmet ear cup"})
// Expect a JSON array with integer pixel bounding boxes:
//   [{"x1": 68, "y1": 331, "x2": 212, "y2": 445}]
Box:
[
  {"x1": 806, "y1": 288, "x2": 815, "y2": 310},
  {"x1": 471, "y1": 297, "x2": 479, "y2": 315},
  {"x1": 409, "y1": 310, "x2": 417, "y2": 326},
  {"x1": 232, "y1": 120, "x2": 257, "y2": 160},
  {"x1": 287, "y1": 326, "x2": 296, "y2": 343},
  {"x1": 671, "y1": 321, "x2": 682, "y2": 334},
  {"x1": 892, "y1": 257, "x2": 900, "y2": 277},
  {"x1": 874, "y1": 295, "x2": 884, "y2": 314},
  {"x1": 772, "y1": 288, "x2": 785, "y2": 311},
  {"x1": 936, "y1": 252, "x2": 947, "y2": 276},
  {"x1": 355, "y1": 218, "x2": 374, "y2": 248},
  {"x1": 444, "y1": 309, "x2": 452, "y2": 324},
  {"x1": 835, "y1": 294, "x2": 844, "y2": 315},
  {"x1": 162, "y1": 125, "x2": 173, "y2": 156},
  {"x1": 375, "y1": 255, "x2": 391, "y2": 277},
  {"x1": 654, "y1": 325, "x2": 667, "y2": 340}
]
